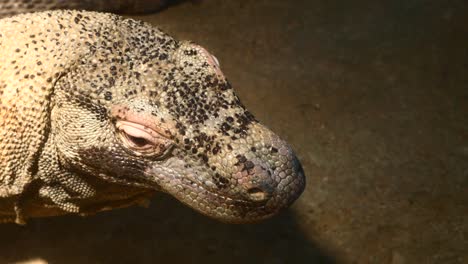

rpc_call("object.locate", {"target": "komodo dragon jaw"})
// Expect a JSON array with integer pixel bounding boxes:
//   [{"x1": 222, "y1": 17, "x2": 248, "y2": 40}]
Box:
[
  {"x1": 148, "y1": 125, "x2": 306, "y2": 223},
  {"x1": 0, "y1": 10, "x2": 305, "y2": 224}
]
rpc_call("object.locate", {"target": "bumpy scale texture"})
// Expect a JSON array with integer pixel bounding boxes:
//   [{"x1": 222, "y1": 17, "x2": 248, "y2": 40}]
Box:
[{"x1": 0, "y1": 10, "x2": 305, "y2": 224}]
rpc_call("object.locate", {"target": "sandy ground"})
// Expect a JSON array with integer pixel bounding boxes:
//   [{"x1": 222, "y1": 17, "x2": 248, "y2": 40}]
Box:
[{"x1": 1, "y1": 0, "x2": 467, "y2": 263}]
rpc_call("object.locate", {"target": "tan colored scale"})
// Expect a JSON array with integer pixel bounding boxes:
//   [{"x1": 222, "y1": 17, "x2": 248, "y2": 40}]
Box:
[{"x1": 1, "y1": 12, "x2": 83, "y2": 197}]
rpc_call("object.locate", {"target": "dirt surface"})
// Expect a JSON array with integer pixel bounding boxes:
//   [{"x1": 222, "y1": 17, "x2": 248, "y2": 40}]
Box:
[{"x1": 1, "y1": 0, "x2": 467, "y2": 263}]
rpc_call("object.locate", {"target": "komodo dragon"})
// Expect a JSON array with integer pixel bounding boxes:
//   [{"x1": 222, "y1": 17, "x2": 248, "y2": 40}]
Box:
[{"x1": 0, "y1": 10, "x2": 305, "y2": 224}]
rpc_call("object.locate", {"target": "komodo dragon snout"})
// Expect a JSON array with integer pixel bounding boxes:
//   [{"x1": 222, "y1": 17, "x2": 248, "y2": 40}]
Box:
[{"x1": 0, "y1": 11, "x2": 305, "y2": 223}]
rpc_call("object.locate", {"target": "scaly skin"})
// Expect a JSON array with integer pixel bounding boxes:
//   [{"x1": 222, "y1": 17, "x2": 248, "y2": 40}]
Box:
[{"x1": 0, "y1": 10, "x2": 305, "y2": 224}]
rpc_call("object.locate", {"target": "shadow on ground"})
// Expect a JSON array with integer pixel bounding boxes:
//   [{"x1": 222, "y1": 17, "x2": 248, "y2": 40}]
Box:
[{"x1": 0, "y1": 195, "x2": 335, "y2": 264}]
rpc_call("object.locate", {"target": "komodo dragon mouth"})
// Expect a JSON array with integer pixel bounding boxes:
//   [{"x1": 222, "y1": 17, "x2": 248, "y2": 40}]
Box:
[
  {"x1": 146, "y1": 124, "x2": 306, "y2": 223},
  {"x1": 0, "y1": 10, "x2": 305, "y2": 224}
]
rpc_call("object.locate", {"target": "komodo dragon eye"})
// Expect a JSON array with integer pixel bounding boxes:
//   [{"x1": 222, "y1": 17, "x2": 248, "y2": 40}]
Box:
[{"x1": 116, "y1": 120, "x2": 173, "y2": 158}]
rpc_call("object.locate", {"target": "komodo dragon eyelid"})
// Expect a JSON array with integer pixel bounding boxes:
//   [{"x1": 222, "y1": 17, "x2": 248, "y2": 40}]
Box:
[{"x1": 116, "y1": 120, "x2": 174, "y2": 158}]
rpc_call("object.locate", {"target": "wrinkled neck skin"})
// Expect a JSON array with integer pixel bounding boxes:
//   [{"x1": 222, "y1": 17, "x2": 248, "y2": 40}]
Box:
[{"x1": 1, "y1": 10, "x2": 305, "y2": 223}]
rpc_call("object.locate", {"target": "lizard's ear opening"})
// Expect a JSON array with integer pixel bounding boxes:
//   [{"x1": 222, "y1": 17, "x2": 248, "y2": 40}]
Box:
[{"x1": 116, "y1": 120, "x2": 173, "y2": 158}]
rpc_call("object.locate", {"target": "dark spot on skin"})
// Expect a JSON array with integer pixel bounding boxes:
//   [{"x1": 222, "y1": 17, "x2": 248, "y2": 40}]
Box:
[
  {"x1": 213, "y1": 173, "x2": 229, "y2": 189},
  {"x1": 104, "y1": 91, "x2": 112, "y2": 101},
  {"x1": 237, "y1": 155, "x2": 246, "y2": 163},
  {"x1": 212, "y1": 145, "x2": 221, "y2": 155},
  {"x1": 244, "y1": 161, "x2": 255, "y2": 170},
  {"x1": 184, "y1": 49, "x2": 197, "y2": 56}
]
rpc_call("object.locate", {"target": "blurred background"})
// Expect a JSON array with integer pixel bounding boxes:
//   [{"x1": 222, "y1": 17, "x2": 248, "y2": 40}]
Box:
[{"x1": 1, "y1": 0, "x2": 467, "y2": 263}]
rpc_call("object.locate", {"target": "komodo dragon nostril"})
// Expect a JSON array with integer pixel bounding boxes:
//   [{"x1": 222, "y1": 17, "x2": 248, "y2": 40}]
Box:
[{"x1": 247, "y1": 187, "x2": 269, "y2": 202}]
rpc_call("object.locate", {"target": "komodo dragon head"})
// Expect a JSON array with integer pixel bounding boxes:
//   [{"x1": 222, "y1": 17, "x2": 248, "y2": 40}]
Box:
[{"x1": 0, "y1": 11, "x2": 305, "y2": 223}]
